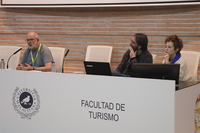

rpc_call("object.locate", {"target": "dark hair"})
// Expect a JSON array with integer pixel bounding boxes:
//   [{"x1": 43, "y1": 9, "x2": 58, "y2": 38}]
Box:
[
  {"x1": 134, "y1": 33, "x2": 148, "y2": 50},
  {"x1": 165, "y1": 35, "x2": 183, "y2": 54}
]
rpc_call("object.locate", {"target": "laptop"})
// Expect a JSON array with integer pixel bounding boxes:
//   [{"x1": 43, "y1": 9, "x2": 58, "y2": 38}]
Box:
[
  {"x1": 84, "y1": 61, "x2": 112, "y2": 76},
  {"x1": 129, "y1": 63, "x2": 180, "y2": 84}
]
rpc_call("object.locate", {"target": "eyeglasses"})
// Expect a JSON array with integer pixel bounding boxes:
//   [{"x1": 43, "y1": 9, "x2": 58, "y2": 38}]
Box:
[
  {"x1": 130, "y1": 39, "x2": 137, "y2": 45},
  {"x1": 25, "y1": 38, "x2": 35, "y2": 42}
]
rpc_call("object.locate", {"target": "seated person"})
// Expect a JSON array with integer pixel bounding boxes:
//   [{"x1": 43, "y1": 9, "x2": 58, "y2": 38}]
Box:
[
  {"x1": 17, "y1": 32, "x2": 53, "y2": 72},
  {"x1": 163, "y1": 35, "x2": 192, "y2": 81},
  {"x1": 112, "y1": 33, "x2": 153, "y2": 76}
]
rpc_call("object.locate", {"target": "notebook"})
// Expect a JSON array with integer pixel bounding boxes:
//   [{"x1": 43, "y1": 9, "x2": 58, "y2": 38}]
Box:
[
  {"x1": 84, "y1": 61, "x2": 112, "y2": 76},
  {"x1": 129, "y1": 63, "x2": 180, "y2": 84}
]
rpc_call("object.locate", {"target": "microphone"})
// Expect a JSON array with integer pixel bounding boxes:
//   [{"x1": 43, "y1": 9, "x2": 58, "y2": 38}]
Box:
[
  {"x1": 62, "y1": 49, "x2": 70, "y2": 73},
  {"x1": 13, "y1": 48, "x2": 22, "y2": 55},
  {"x1": 7, "y1": 48, "x2": 22, "y2": 69},
  {"x1": 64, "y1": 49, "x2": 70, "y2": 57}
]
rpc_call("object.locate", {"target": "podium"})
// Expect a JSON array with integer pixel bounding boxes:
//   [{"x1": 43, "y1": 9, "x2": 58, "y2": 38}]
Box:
[{"x1": 0, "y1": 69, "x2": 199, "y2": 133}]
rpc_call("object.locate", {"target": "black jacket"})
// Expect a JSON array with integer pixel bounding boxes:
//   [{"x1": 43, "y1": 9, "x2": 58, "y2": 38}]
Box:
[{"x1": 116, "y1": 49, "x2": 153, "y2": 75}]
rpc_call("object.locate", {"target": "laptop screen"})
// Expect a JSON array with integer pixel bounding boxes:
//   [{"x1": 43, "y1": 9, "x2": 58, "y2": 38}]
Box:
[
  {"x1": 129, "y1": 63, "x2": 180, "y2": 84},
  {"x1": 84, "y1": 61, "x2": 111, "y2": 76}
]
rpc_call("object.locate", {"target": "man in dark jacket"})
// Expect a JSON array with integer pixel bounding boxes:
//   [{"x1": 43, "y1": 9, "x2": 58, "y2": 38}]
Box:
[{"x1": 112, "y1": 33, "x2": 152, "y2": 76}]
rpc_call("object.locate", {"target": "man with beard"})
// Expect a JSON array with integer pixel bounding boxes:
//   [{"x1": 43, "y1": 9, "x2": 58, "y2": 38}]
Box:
[
  {"x1": 16, "y1": 32, "x2": 53, "y2": 72},
  {"x1": 112, "y1": 33, "x2": 153, "y2": 76}
]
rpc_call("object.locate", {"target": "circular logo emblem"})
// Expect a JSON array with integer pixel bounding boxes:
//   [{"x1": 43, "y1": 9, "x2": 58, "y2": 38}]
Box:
[{"x1": 13, "y1": 87, "x2": 40, "y2": 119}]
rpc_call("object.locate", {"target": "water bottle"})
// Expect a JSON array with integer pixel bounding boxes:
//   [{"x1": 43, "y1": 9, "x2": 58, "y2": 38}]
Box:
[
  {"x1": 0, "y1": 59, "x2": 5, "y2": 69},
  {"x1": 51, "y1": 61, "x2": 56, "y2": 72}
]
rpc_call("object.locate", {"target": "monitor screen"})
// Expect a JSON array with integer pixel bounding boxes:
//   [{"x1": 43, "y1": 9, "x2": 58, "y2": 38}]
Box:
[
  {"x1": 84, "y1": 61, "x2": 112, "y2": 76},
  {"x1": 129, "y1": 63, "x2": 180, "y2": 84}
]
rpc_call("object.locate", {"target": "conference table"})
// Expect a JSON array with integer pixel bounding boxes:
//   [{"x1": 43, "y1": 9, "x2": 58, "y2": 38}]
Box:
[{"x1": 0, "y1": 69, "x2": 199, "y2": 133}]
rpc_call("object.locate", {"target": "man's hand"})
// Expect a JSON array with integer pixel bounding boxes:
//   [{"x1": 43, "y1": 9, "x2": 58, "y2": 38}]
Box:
[
  {"x1": 129, "y1": 46, "x2": 137, "y2": 58},
  {"x1": 16, "y1": 63, "x2": 24, "y2": 70},
  {"x1": 16, "y1": 62, "x2": 52, "y2": 72},
  {"x1": 21, "y1": 63, "x2": 33, "y2": 71}
]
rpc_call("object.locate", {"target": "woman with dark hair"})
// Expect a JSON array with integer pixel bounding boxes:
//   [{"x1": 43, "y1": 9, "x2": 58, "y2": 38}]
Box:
[{"x1": 163, "y1": 35, "x2": 191, "y2": 81}]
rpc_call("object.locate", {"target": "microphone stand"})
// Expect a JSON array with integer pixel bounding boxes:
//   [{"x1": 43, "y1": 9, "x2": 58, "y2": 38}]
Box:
[
  {"x1": 7, "y1": 48, "x2": 22, "y2": 69},
  {"x1": 62, "y1": 49, "x2": 70, "y2": 73}
]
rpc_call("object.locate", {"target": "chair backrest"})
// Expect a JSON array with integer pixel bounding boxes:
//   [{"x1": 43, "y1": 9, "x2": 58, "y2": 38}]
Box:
[
  {"x1": 181, "y1": 51, "x2": 200, "y2": 82},
  {"x1": 48, "y1": 47, "x2": 65, "y2": 73},
  {"x1": 151, "y1": 53, "x2": 157, "y2": 63},
  {"x1": 85, "y1": 45, "x2": 113, "y2": 63},
  {"x1": 0, "y1": 46, "x2": 22, "y2": 70}
]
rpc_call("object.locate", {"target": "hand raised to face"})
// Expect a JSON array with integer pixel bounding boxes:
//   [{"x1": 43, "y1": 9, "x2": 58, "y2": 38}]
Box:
[
  {"x1": 129, "y1": 46, "x2": 137, "y2": 59},
  {"x1": 163, "y1": 53, "x2": 170, "y2": 64}
]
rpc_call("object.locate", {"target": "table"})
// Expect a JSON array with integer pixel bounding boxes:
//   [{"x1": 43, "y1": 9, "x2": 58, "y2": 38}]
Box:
[{"x1": 0, "y1": 69, "x2": 199, "y2": 133}]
